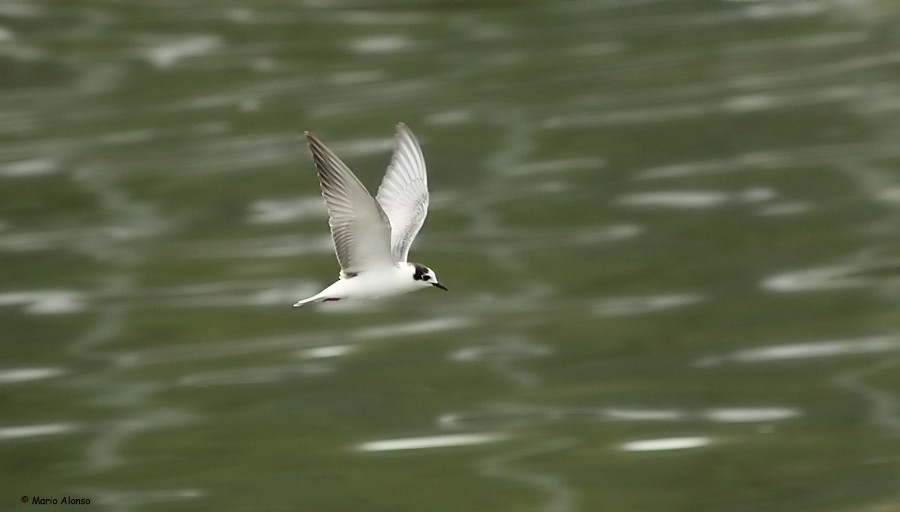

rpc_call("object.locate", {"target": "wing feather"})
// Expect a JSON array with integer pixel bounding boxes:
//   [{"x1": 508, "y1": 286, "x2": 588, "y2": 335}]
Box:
[
  {"x1": 375, "y1": 123, "x2": 429, "y2": 262},
  {"x1": 305, "y1": 132, "x2": 395, "y2": 277}
]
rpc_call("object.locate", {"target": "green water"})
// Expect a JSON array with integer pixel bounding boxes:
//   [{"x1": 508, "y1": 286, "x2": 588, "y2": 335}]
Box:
[{"x1": 2, "y1": 1, "x2": 900, "y2": 510}]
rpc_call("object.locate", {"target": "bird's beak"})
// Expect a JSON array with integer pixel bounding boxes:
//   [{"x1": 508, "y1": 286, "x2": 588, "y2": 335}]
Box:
[{"x1": 432, "y1": 282, "x2": 448, "y2": 291}]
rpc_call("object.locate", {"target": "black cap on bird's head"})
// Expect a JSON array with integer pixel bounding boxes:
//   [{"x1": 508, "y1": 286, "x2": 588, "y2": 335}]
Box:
[{"x1": 412, "y1": 263, "x2": 448, "y2": 291}]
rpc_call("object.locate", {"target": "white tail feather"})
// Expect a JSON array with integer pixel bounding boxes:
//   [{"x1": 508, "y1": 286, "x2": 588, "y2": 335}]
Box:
[{"x1": 292, "y1": 296, "x2": 326, "y2": 308}]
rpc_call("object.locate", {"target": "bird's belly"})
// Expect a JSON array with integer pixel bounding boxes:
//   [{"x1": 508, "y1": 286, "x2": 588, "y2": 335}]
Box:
[{"x1": 334, "y1": 272, "x2": 419, "y2": 299}]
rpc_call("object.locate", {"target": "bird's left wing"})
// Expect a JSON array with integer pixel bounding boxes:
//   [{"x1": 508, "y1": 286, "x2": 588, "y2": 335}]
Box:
[
  {"x1": 375, "y1": 123, "x2": 429, "y2": 262},
  {"x1": 306, "y1": 132, "x2": 395, "y2": 277}
]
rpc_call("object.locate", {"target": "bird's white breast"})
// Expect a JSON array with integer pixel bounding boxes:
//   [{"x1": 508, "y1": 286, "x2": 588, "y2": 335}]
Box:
[{"x1": 326, "y1": 265, "x2": 419, "y2": 300}]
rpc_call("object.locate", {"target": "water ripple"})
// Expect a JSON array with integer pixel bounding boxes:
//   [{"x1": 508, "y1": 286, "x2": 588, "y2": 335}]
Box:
[
  {"x1": 357, "y1": 432, "x2": 510, "y2": 452},
  {"x1": 619, "y1": 436, "x2": 712, "y2": 452},
  {"x1": 178, "y1": 364, "x2": 333, "y2": 386},
  {"x1": 0, "y1": 423, "x2": 79, "y2": 440},
  {"x1": 0, "y1": 367, "x2": 66, "y2": 384},
  {"x1": 695, "y1": 333, "x2": 900, "y2": 366}
]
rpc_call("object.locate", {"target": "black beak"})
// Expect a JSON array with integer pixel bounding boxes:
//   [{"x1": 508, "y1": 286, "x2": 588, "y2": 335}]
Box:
[{"x1": 432, "y1": 282, "x2": 448, "y2": 291}]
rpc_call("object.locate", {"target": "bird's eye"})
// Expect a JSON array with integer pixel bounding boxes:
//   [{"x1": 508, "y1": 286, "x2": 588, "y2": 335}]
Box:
[{"x1": 423, "y1": 275, "x2": 431, "y2": 281}]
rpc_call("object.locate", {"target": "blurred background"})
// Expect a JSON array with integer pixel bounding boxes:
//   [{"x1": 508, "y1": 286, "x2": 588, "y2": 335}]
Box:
[{"x1": 3, "y1": 0, "x2": 900, "y2": 510}]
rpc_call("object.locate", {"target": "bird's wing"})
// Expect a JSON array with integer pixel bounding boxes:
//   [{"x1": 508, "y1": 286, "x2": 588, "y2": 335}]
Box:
[
  {"x1": 375, "y1": 123, "x2": 429, "y2": 262},
  {"x1": 305, "y1": 132, "x2": 395, "y2": 277}
]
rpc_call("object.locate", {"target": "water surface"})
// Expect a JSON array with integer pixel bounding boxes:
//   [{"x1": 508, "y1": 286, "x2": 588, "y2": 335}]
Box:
[{"x1": 2, "y1": 1, "x2": 900, "y2": 510}]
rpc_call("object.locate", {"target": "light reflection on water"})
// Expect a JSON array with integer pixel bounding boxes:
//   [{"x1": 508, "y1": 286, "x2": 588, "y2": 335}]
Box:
[
  {"x1": 619, "y1": 436, "x2": 712, "y2": 453},
  {"x1": 0, "y1": 367, "x2": 66, "y2": 384},
  {"x1": 438, "y1": 405, "x2": 800, "y2": 430},
  {"x1": 2, "y1": 0, "x2": 900, "y2": 510},
  {"x1": 357, "y1": 432, "x2": 510, "y2": 453},
  {"x1": 0, "y1": 423, "x2": 79, "y2": 440},
  {"x1": 761, "y1": 260, "x2": 900, "y2": 292},
  {"x1": 0, "y1": 290, "x2": 87, "y2": 314},
  {"x1": 695, "y1": 333, "x2": 900, "y2": 366}
]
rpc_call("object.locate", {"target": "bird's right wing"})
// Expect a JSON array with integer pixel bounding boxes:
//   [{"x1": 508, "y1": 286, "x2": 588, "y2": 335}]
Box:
[
  {"x1": 305, "y1": 132, "x2": 395, "y2": 277},
  {"x1": 375, "y1": 123, "x2": 429, "y2": 262}
]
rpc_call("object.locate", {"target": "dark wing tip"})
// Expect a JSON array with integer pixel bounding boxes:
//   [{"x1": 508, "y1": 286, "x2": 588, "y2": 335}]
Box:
[
  {"x1": 305, "y1": 133, "x2": 328, "y2": 162},
  {"x1": 396, "y1": 122, "x2": 412, "y2": 136},
  {"x1": 304, "y1": 134, "x2": 343, "y2": 191},
  {"x1": 397, "y1": 123, "x2": 419, "y2": 143}
]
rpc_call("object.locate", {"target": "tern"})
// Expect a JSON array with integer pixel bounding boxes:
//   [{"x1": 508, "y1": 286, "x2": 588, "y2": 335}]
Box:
[{"x1": 293, "y1": 123, "x2": 447, "y2": 307}]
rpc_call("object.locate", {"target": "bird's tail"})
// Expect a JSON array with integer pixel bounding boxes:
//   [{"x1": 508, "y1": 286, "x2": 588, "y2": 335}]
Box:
[{"x1": 292, "y1": 296, "x2": 326, "y2": 308}]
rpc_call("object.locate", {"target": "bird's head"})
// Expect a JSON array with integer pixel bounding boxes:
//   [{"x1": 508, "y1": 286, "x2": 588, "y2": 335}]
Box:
[{"x1": 410, "y1": 263, "x2": 448, "y2": 291}]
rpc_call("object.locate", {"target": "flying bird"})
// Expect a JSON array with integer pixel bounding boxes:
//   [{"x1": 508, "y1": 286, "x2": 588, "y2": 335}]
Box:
[{"x1": 293, "y1": 123, "x2": 447, "y2": 307}]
